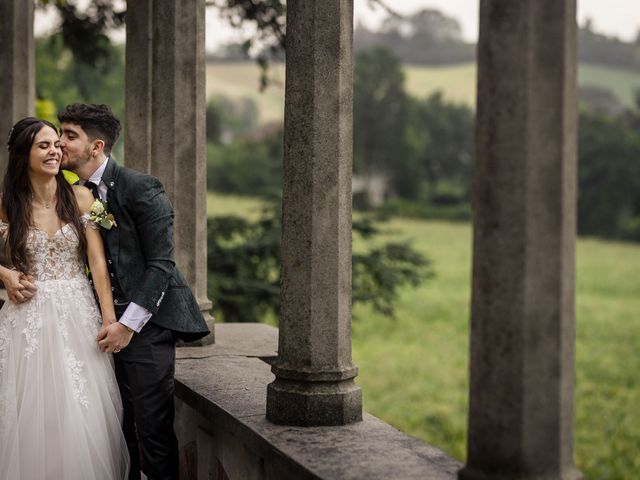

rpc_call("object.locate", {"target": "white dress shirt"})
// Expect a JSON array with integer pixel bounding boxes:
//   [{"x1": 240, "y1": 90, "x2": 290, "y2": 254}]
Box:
[{"x1": 85, "y1": 157, "x2": 152, "y2": 333}]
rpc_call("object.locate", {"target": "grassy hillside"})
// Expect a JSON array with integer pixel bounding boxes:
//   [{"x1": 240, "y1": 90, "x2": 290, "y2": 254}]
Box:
[
  {"x1": 206, "y1": 61, "x2": 640, "y2": 122},
  {"x1": 206, "y1": 62, "x2": 286, "y2": 124},
  {"x1": 207, "y1": 192, "x2": 640, "y2": 480}
]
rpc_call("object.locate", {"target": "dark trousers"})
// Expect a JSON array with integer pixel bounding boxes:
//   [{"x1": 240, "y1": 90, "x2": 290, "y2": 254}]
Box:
[{"x1": 114, "y1": 321, "x2": 179, "y2": 480}]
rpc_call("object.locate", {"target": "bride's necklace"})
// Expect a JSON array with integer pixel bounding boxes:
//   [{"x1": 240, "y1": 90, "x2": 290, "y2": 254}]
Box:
[{"x1": 31, "y1": 194, "x2": 56, "y2": 209}]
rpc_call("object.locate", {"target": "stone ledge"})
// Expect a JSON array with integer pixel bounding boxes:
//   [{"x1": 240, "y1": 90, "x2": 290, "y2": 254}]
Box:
[
  {"x1": 175, "y1": 323, "x2": 461, "y2": 480},
  {"x1": 178, "y1": 322, "x2": 278, "y2": 360}
]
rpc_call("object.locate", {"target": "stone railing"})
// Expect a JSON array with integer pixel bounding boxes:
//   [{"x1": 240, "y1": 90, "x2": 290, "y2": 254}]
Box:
[{"x1": 175, "y1": 323, "x2": 461, "y2": 480}]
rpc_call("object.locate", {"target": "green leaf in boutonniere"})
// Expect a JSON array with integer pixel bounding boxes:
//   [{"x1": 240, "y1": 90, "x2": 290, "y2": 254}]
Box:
[{"x1": 62, "y1": 170, "x2": 79, "y2": 185}]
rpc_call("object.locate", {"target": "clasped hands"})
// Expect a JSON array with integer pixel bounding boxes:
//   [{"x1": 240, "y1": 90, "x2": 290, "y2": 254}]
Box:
[
  {"x1": 97, "y1": 321, "x2": 134, "y2": 354},
  {"x1": 4, "y1": 269, "x2": 37, "y2": 304}
]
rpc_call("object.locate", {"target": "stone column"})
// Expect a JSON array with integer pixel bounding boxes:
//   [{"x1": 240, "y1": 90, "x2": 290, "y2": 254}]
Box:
[
  {"x1": 0, "y1": 0, "x2": 35, "y2": 178},
  {"x1": 125, "y1": 0, "x2": 213, "y2": 342},
  {"x1": 124, "y1": 0, "x2": 152, "y2": 174},
  {"x1": 460, "y1": 1, "x2": 581, "y2": 479},
  {"x1": 266, "y1": 0, "x2": 362, "y2": 426}
]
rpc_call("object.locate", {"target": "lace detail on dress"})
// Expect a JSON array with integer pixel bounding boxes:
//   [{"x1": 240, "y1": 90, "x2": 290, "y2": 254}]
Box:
[
  {"x1": 0, "y1": 220, "x2": 7, "y2": 238},
  {"x1": 27, "y1": 223, "x2": 87, "y2": 282},
  {"x1": 80, "y1": 212, "x2": 99, "y2": 230},
  {"x1": 22, "y1": 296, "x2": 44, "y2": 357},
  {"x1": 65, "y1": 347, "x2": 89, "y2": 408},
  {"x1": 0, "y1": 322, "x2": 7, "y2": 376}
]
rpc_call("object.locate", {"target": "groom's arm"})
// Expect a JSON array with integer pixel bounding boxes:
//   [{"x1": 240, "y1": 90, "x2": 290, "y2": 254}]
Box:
[{"x1": 126, "y1": 175, "x2": 176, "y2": 316}]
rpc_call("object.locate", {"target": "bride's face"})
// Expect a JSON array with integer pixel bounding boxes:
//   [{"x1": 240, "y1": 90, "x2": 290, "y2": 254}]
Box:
[{"x1": 29, "y1": 126, "x2": 61, "y2": 177}]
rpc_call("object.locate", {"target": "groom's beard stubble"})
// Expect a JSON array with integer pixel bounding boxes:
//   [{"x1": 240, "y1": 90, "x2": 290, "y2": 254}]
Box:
[{"x1": 61, "y1": 146, "x2": 92, "y2": 171}]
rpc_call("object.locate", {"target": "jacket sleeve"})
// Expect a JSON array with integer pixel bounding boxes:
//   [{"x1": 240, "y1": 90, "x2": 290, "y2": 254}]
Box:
[{"x1": 127, "y1": 175, "x2": 176, "y2": 314}]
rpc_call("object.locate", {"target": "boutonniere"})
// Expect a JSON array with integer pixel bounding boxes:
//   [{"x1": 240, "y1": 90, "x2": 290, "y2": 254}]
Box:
[{"x1": 89, "y1": 199, "x2": 117, "y2": 230}]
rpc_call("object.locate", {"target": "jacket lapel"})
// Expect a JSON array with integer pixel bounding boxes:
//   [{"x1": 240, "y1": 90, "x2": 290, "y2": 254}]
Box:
[
  {"x1": 101, "y1": 157, "x2": 119, "y2": 201},
  {"x1": 100, "y1": 157, "x2": 121, "y2": 260}
]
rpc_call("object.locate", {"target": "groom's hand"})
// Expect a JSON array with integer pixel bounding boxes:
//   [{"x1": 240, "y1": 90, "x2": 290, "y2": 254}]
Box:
[
  {"x1": 97, "y1": 322, "x2": 134, "y2": 353},
  {"x1": 4, "y1": 271, "x2": 37, "y2": 304}
]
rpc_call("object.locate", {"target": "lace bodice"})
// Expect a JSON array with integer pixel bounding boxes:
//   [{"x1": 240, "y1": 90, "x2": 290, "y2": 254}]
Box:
[{"x1": 0, "y1": 214, "x2": 93, "y2": 281}]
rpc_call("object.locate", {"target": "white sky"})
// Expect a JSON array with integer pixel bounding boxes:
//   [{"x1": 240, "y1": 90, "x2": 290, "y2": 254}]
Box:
[
  {"x1": 35, "y1": 0, "x2": 640, "y2": 49},
  {"x1": 350, "y1": 0, "x2": 640, "y2": 43}
]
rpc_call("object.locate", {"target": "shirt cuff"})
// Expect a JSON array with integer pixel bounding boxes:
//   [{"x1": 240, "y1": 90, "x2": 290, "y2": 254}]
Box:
[{"x1": 118, "y1": 302, "x2": 153, "y2": 333}]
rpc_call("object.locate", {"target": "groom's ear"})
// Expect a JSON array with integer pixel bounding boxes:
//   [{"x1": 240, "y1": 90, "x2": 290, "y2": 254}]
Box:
[{"x1": 91, "y1": 139, "x2": 106, "y2": 158}]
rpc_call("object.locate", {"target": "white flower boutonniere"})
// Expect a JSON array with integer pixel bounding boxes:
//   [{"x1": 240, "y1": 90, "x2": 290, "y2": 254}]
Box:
[{"x1": 89, "y1": 199, "x2": 117, "y2": 230}]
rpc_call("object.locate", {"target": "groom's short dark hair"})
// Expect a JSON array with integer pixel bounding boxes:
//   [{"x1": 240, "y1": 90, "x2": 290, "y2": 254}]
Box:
[{"x1": 58, "y1": 103, "x2": 121, "y2": 155}]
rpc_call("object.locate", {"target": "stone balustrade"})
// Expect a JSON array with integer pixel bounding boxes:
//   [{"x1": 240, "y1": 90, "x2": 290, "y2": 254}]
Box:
[{"x1": 175, "y1": 323, "x2": 461, "y2": 480}]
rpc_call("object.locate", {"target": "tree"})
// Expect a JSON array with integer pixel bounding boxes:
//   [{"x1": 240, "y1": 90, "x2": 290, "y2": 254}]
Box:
[
  {"x1": 35, "y1": 33, "x2": 125, "y2": 156},
  {"x1": 354, "y1": 47, "x2": 417, "y2": 198},
  {"x1": 381, "y1": 9, "x2": 463, "y2": 43},
  {"x1": 207, "y1": 204, "x2": 432, "y2": 323},
  {"x1": 354, "y1": 9, "x2": 475, "y2": 66},
  {"x1": 37, "y1": 0, "x2": 125, "y2": 70},
  {"x1": 207, "y1": 123, "x2": 283, "y2": 198},
  {"x1": 206, "y1": 96, "x2": 259, "y2": 144},
  {"x1": 354, "y1": 48, "x2": 475, "y2": 205},
  {"x1": 577, "y1": 99, "x2": 640, "y2": 239},
  {"x1": 407, "y1": 92, "x2": 474, "y2": 204}
]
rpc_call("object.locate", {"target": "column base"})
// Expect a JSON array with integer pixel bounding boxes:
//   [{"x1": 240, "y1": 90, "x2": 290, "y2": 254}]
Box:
[
  {"x1": 266, "y1": 377, "x2": 362, "y2": 426},
  {"x1": 458, "y1": 466, "x2": 583, "y2": 480}
]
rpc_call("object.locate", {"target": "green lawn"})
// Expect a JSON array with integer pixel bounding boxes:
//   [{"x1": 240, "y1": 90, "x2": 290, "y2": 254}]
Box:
[
  {"x1": 206, "y1": 61, "x2": 640, "y2": 121},
  {"x1": 206, "y1": 193, "x2": 640, "y2": 479}
]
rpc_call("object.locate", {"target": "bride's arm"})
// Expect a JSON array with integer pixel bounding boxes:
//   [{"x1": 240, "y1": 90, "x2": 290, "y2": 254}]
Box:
[
  {"x1": 73, "y1": 186, "x2": 117, "y2": 327},
  {"x1": 0, "y1": 196, "x2": 37, "y2": 303}
]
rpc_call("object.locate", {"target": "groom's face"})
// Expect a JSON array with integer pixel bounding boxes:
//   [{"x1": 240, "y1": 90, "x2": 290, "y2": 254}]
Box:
[{"x1": 59, "y1": 123, "x2": 94, "y2": 171}]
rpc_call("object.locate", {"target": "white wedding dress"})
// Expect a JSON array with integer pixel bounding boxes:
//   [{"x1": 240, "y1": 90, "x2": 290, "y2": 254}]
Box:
[{"x1": 0, "y1": 215, "x2": 129, "y2": 479}]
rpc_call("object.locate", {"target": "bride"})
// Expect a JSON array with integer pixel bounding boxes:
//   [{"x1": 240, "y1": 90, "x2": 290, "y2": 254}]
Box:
[{"x1": 0, "y1": 117, "x2": 129, "y2": 479}]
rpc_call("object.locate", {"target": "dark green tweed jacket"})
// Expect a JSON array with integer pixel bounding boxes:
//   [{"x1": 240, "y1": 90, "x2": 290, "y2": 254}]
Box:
[{"x1": 100, "y1": 158, "x2": 209, "y2": 342}]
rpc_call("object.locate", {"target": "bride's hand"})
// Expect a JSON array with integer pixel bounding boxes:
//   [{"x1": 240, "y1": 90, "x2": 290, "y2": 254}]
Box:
[
  {"x1": 101, "y1": 316, "x2": 116, "y2": 329},
  {"x1": 97, "y1": 322, "x2": 134, "y2": 354}
]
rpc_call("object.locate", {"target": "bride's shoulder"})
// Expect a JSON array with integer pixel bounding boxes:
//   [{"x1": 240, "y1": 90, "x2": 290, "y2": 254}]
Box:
[{"x1": 71, "y1": 184, "x2": 94, "y2": 214}]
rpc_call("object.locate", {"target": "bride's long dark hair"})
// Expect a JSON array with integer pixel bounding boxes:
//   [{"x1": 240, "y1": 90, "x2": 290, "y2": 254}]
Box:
[{"x1": 4, "y1": 117, "x2": 87, "y2": 273}]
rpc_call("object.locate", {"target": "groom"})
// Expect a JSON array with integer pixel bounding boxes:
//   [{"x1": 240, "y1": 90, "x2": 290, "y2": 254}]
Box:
[{"x1": 58, "y1": 103, "x2": 209, "y2": 480}]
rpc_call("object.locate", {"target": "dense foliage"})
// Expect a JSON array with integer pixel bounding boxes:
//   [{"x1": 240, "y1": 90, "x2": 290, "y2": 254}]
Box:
[
  {"x1": 207, "y1": 204, "x2": 432, "y2": 323},
  {"x1": 578, "y1": 96, "x2": 640, "y2": 240},
  {"x1": 35, "y1": 35, "x2": 124, "y2": 118}
]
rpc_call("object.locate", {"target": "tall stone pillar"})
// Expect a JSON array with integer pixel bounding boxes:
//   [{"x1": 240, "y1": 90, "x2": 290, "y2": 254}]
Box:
[
  {"x1": 0, "y1": 0, "x2": 35, "y2": 178},
  {"x1": 460, "y1": 1, "x2": 581, "y2": 479},
  {"x1": 266, "y1": 0, "x2": 362, "y2": 426},
  {"x1": 125, "y1": 0, "x2": 213, "y2": 342}
]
